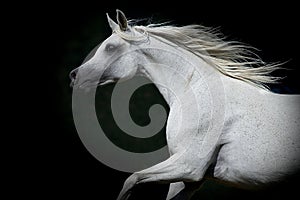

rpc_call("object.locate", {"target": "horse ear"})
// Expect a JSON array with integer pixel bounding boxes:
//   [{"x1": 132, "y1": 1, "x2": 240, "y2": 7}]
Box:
[
  {"x1": 116, "y1": 9, "x2": 128, "y2": 31},
  {"x1": 106, "y1": 13, "x2": 118, "y2": 31}
]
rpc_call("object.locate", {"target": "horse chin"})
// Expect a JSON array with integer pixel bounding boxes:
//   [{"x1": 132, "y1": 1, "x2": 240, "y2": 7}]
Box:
[{"x1": 98, "y1": 79, "x2": 117, "y2": 86}]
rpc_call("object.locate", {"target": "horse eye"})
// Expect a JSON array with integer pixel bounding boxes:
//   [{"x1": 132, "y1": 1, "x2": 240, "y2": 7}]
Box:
[{"x1": 105, "y1": 44, "x2": 116, "y2": 52}]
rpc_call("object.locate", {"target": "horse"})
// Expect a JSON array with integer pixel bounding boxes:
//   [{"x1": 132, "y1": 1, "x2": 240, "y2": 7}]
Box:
[{"x1": 70, "y1": 10, "x2": 300, "y2": 200}]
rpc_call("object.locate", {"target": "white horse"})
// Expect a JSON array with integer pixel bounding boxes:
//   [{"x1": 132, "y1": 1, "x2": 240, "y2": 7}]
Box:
[{"x1": 70, "y1": 10, "x2": 300, "y2": 200}]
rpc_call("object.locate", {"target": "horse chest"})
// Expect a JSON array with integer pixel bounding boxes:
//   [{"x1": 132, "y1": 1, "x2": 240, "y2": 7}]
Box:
[{"x1": 165, "y1": 104, "x2": 207, "y2": 154}]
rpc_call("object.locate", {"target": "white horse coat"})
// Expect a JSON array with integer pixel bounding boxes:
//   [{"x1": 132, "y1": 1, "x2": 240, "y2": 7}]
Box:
[{"x1": 70, "y1": 10, "x2": 300, "y2": 200}]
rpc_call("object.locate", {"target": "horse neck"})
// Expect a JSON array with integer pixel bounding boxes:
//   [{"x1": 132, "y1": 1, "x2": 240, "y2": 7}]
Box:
[
  {"x1": 137, "y1": 37, "x2": 227, "y2": 155},
  {"x1": 138, "y1": 37, "x2": 224, "y2": 107}
]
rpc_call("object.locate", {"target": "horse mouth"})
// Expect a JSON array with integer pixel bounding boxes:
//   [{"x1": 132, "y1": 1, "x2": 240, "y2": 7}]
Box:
[
  {"x1": 70, "y1": 80, "x2": 76, "y2": 87},
  {"x1": 70, "y1": 78, "x2": 117, "y2": 89}
]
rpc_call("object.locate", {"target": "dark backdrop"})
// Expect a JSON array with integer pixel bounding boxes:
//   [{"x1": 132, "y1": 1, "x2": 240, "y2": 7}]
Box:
[{"x1": 20, "y1": 1, "x2": 300, "y2": 200}]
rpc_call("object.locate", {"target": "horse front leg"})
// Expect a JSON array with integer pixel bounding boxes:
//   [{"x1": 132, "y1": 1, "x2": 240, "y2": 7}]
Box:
[
  {"x1": 116, "y1": 152, "x2": 208, "y2": 200},
  {"x1": 167, "y1": 181, "x2": 205, "y2": 200},
  {"x1": 167, "y1": 182, "x2": 185, "y2": 200}
]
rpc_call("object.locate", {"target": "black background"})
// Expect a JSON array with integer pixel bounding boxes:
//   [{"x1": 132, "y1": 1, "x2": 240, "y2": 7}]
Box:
[{"x1": 12, "y1": 1, "x2": 300, "y2": 199}]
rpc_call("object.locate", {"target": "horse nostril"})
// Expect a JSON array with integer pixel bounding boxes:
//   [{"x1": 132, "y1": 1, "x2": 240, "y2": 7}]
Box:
[{"x1": 70, "y1": 68, "x2": 78, "y2": 80}]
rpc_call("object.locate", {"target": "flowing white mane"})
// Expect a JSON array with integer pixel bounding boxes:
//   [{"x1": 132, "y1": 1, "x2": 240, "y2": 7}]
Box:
[{"x1": 116, "y1": 22, "x2": 282, "y2": 90}]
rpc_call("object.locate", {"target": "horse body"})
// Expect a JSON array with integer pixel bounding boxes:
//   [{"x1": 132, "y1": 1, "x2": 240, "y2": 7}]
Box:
[
  {"x1": 141, "y1": 39, "x2": 300, "y2": 186},
  {"x1": 70, "y1": 10, "x2": 300, "y2": 200},
  {"x1": 214, "y1": 78, "x2": 300, "y2": 184}
]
